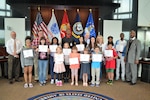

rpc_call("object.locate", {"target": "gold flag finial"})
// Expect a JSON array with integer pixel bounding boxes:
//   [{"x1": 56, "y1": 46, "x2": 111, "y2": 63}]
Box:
[
  {"x1": 89, "y1": 9, "x2": 92, "y2": 12},
  {"x1": 64, "y1": 8, "x2": 66, "y2": 12},
  {"x1": 38, "y1": 6, "x2": 40, "y2": 11},
  {"x1": 52, "y1": 9, "x2": 54, "y2": 12}
]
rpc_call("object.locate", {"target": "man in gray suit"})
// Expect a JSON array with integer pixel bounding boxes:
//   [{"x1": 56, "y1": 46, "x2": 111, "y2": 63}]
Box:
[{"x1": 124, "y1": 30, "x2": 141, "y2": 85}]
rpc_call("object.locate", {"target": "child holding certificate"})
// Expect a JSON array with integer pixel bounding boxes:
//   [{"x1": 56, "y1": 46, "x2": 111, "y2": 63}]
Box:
[
  {"x1": 63, "y1": 42, "x2": 71, "y2": 83},
  {"x1": 69, "y1": 46, "x2": 80, "y2": 86},
  {"x1": 49, "y1": 37, "x2": 59, "y2": 84},
  {"x1": 20, "y1": 36, "x2": 34, "y2": 88},
  {"x1": 80, "y1": 48, "x2": 90, "y2": 86},
  {"x1": 37, "y1": 37, "x2": 49, "y2": 86},
  {"x1": 90, "y1": 46, "x2": 102, "y2": 87},
  {"x1": 105, "y1": 42, "x2": 118, "y2": 85},
  {"x1": 54, "y1": 47, "x2": 66, "y2": 86}
]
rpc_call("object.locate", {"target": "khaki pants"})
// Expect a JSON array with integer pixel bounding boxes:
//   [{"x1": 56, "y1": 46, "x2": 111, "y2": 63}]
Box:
[
  {"x1": 91, "y1": 68, "x2": 100, "y2": 85},
  {"x1": 8, "y1": 55, "x2": 20, "y2": 80}
]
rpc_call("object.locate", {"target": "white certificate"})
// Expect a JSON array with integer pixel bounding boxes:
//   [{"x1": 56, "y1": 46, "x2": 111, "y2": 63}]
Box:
[
  {"x1": 23, "y1": 49, "x2": 33, "y2": 58},
  {"x1": 55, "y1": 54, "x2": 64, "y2": 62},
  {"x1": 38, "y1": 45, "x2": 48, "y2": 52},
  {"x1": 76, "y1": 44, "x2": 85, "y2": 51},
  {"x1": 116, "y1": 45, "x2": 124, "y2": 52},
  {"x1": 92, "y1": 54, "x2": 102, "y2": 62},
  {"x1": 69, "y1": 58, "x2": 79, "y2": 65},
  {"x1": 49, "y1": 45, "x2": 58, "y2": 52},
  {"x1": 63, "y1": 49, "x2": 71, "y2": 55},
  {"x1": 104, "y1": 50, "x2": 113, "y2": 57},
  {"x1": 80, "y1": 54, "x2": 90, "y2": 62}
]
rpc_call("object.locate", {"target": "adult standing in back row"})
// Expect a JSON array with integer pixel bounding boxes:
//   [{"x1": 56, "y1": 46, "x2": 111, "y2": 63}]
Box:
[
  {"x1": 32, "y1": 30, "x2": 50, "y2": 82},
  {"x1": 6, "y1": 31, "x2": 23, "y2": 84},
  {"x1": 124, "y1": 30, "x2": 141, "y2": 85}
]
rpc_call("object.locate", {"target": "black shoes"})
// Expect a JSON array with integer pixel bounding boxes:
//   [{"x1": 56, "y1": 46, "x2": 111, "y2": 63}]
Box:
[
  {"x1": 9, "y1": 80, "x2": 13, "y2": 84},
  {"x1": 130, "y1": 82, "x2": 136, "y2": 85}
]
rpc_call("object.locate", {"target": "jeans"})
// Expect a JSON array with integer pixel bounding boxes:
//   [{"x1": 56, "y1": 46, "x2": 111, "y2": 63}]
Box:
[{"x1": 38, "y1": 60, "x2": 48, "y2": 83}]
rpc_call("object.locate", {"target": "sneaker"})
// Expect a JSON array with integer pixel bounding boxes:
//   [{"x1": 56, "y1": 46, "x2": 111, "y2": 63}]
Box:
[
  {"x1": 75, "y1": 83, "x2": 78, "y2": 86},
  {"x1": 56, "y1": 81, "x2": 59, "y2": 86},
  {"x1": 29, "y1": 83, "x2": 33, "y2": 88},
  {"x1": 50, "y1": 79, "x2": 54, "y2": 84},
  {"x1": 55, "y1": 79, "x2": 58, "y2": 84},
  {"x1": 96, "y1": 84, "x2": 99, "y2": 87},
  {"x1": 90, "y1": 84, "x2": 95, "y2": 87},
  {"x1": 109, "y1": 80, "x2": 113, "y2": 85},
  {"x1": 39, "y1": 83, "x2": 43, "y2": 86},
  {"x1": 107, "y1": 80, "x2": 111, "y2": 85},
  {"x1": 59, "y1": 81, "x2": 62, "y2": 86},
  {"x1": 24, "y1": 83, "x2": 28, "y2": 88},
  {"x1": 85, "y1": 83, "x2": 88, "y2": 87},
  {"x1": 43, "y1": 81, "x2": 46, "y2": 85},
  {"x1": 71, "y1": 82, "x2": 74, "y2": 86},
  {"x1": 122, "y1": 78, "x2": 125, "y2": 82},
  {"x1": 83, "y1": 83, "x2": 85, "y2": 86},
  {"x1": 115, "y1": 77, "x2": 119, "y2": 81}
]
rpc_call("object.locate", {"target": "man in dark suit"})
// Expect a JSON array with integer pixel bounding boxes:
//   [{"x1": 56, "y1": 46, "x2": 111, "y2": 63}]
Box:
[{"x1": 124, "y1": 30, "x2": 141, "y2": 85}]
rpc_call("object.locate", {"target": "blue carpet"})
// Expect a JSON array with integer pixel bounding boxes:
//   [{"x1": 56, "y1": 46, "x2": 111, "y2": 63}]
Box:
[{"x1": 28, "y1": 90, "x2": 113, "y2": 100}]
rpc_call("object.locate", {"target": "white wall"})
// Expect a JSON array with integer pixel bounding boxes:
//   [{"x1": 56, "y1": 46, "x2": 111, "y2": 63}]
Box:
[
  {"x1": 103, "y1": 20, "x2": 122, "y2": 44},
  {"x1": 4, "y1": 18, "x2": 26, "y2": 46},
  {"x1": 138, "y1": 0, "x2": 150, "y2": 27}
]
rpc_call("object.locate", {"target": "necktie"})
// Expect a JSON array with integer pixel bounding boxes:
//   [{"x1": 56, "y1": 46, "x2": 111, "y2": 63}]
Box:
[{"x1": 14, "y1": 39, "x2": 16, "y2": 54}]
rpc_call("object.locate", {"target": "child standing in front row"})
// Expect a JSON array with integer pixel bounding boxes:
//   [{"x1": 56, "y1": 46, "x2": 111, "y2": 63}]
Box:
[
  {"x1": 105, "y1": 42, "x2": 118, "y2": 85},
  {"x1": 20, "y1": 36, "x2": 34, "y2": 88},
  {"x1": 54, "y1": 47, "x2": 66, "y2": 86},
  {"x1": 37, "y1": 37, "x2": 49, "y2": 86},
  {"x1": 63, "y1": 42, "x2": 70, "y2": 83},
  {"x1": 90, "y1": 46, "x2": 102, "y2": 87},
  {"x1": 69, "y1": 46, "x2": 80, "y2": 86},
  {"x1": 80, "y1": 48, "x2": 90, "y2": 86}
]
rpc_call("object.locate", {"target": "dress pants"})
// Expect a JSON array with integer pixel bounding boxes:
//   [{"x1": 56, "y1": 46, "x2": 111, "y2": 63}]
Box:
[
  {"x1": 126, "y1": 62, "x2": 137, "y2": 83},
  {"x1": 8, "y1": 55, "x2": 20, "y2": 80},
  {"x1": 91, "y1": 68, "x2": 100, "y2": 85},
  {"x1": 116, "y1": 53, "x2": 125, "y2": 80}
]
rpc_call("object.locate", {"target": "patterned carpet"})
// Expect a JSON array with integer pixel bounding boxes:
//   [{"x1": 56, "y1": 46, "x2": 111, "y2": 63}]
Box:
[{"x1": 28, "y1": 90, "x2": 113, "y2": 100}]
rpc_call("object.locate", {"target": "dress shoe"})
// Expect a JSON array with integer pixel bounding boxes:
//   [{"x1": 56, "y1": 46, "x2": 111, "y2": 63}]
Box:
[
  {"x1": 34, "y1": 80, "x2": 39, "y2": 83},
  {"x1": 130, "y1": 82, "x2": 136, "y2": 85},
  {"x1": 9, "y1": 80, "x2": 13, "y2": 84},
  {"x1": 125, "y1": 81, "x2": 131, "y2": 83}
]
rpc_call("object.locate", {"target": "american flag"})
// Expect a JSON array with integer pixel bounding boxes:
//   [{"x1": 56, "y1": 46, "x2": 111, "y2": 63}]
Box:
[{"x1": 32, "y1": 12, "x2": 48, "y2": 38}]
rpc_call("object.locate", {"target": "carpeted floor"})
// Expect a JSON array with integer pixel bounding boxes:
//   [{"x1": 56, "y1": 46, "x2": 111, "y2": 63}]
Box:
[{"x1": 0, "y1": 77, "x2": 150, "y2": 100}]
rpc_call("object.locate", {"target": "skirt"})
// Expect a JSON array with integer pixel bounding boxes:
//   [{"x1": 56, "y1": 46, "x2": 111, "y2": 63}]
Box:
[
  {"x1": 80, "y1": 63, "x2": 91, "y2": 79},
  {"x1": 54, "y1": 63, "x2": 66, "y2": 73}
]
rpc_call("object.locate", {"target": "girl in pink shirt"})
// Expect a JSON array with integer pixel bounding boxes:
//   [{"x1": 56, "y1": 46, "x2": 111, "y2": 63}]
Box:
[{"x1": 69, "y1": 46, "x2": 80, "y2": 86}]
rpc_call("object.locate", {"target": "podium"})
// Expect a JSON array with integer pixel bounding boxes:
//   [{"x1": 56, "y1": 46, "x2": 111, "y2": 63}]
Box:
[{"x1": 140, "y1": 61, "x2": 150, "y2": 83}]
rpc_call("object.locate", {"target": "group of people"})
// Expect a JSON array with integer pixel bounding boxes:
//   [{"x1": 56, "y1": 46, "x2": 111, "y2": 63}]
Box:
[{"x1": 6, "y1": 29, "x2": 141, "y2": 88}]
